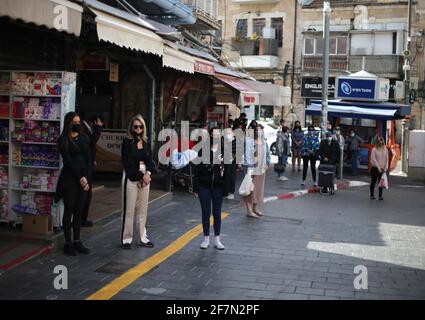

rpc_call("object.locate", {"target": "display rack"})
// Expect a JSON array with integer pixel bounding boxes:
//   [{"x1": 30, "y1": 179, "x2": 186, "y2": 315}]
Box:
[{"x1": 0, "y1": 71, "x2": 76, "y2": 228}]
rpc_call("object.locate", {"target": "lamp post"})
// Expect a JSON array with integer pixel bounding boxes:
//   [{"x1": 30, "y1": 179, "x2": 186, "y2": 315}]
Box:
[{"x1": 321, "y1": 2, "x2": 331, "y2": 139}]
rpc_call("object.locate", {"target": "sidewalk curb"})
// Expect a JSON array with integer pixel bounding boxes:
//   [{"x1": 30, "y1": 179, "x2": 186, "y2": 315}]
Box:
[
  {"x1": 0, "y1": 244, "x2": 53, "y2": 272},
  {"x1": 264, "y1": 180, "x2": 369, "y2": 203}
]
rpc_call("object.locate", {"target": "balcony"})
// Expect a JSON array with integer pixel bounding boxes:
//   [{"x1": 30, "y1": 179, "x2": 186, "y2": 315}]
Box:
[
  {"x1": 182, "y1": 0, "x2": 221, "y2": 31},
  {"x1": 302, "y1": 55, "x2": 348, "y2": 73},
  {"x1": 230, "y1": 56, "x2": 279, "y2": 70},
  {"x1": 349, "y1": 55, "x2": 403, "y2": 76},
  {"x1": 232, "y1": 38, "x2": 279, "y2": 56}
]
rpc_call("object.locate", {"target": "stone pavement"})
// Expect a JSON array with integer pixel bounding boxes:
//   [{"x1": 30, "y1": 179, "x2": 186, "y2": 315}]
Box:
[{"x1": 0, "y1": 165, "x2": 424, "y2": 300}]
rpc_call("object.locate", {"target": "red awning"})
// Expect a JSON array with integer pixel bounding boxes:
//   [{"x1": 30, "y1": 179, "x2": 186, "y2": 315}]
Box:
[{"x1": 213, "y1": 74, "x2": 260, "y2": 107}]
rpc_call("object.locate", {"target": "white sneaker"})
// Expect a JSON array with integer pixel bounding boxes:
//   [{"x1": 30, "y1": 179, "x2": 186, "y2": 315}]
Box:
[
  {"x1": 227, "y1": 193, "x2": 235, "y2": 200},
  {"x1": 279, "y1": 176, "x2": 289, "y2": 181},
  {"x1": 214, "y1": 236, "x2": 225, "y2": 250},
  {"x1": 200, "y1": 237, "x2": 209, "y2": 249}
]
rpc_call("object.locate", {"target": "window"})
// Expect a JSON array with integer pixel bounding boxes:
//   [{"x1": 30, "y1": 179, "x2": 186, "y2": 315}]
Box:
[
  {"x1": 304, "y1": 38, "x2": 314, "y2": 54},
  {"x1": 253, "y1": 18, "x2": 266, "y2": 38},
  {"x1": 271, "y1": 18, "x2": 283, "y2": 47},
  {"x1": 337, "y1": 37, "x2": 347, "y2": 54},
  {"x1": 304, "y1": 35, "x2": 348, "y2": 55},
  {"x1": 329, "y1": 38, "x2": 337, "y2": 54},
  {"x1": 351, "y1": 33, "x2": 398, "y2": 55},
  {"x1": 236, "y1": 19, "x2": 247, "y2": 38}
]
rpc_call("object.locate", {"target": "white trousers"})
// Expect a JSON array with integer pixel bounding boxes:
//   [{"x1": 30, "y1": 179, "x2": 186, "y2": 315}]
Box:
[{"x1": 121, "y1": 177, "x2": 150, "y2": 245}]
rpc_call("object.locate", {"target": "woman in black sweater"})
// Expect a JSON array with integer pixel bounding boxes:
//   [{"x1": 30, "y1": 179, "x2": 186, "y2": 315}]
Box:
[
  {"x1": 121, "y1": 114, "x2": 156, "y2": 249},
  {"x1": 192, "y1": 127, "x2": 230, "y2": 250},
  {"x1": 56, "y1": 112, "x2": 91, "y2": 256}
]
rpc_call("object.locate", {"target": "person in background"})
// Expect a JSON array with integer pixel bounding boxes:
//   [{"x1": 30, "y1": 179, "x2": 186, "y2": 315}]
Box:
[
  {"x1": 318, "y1": 131, "x2": 341, "y2": 193},
  {"x1": 370, "y1": 136, "x2": 389, "y2": 201},
  {"x1": 347, "y1": 129, "x2": 365, "y2": 176},
  {"x1": 55, "y1": 112, "x2": 91, "y2": 256},
  {"x1": 224, "y1": 119, "x2": 242, "y2": 200},
  {"x1": 334, "y1": 126, "x2": 345, "y2": 179},
  {"x1": 301, "y1": 125, "x2": 319, "y2": 187},
  {"x1": 81, "y1": 115, "x2": 103, "y2": 227},
  {"x1": 370, "y1": 128, "x2": 379, "y2": 145},
  {"x1": 121, "y1": 114, "x2": 156, "y2": 250},
  {"x1": 243, "y1": 122, "x2": 271, "y2": 218},
  {"x1": 291, "y1": 121, "x2": 303, "y2": 172},
  {"x1": 276, "y1": 126, "x2": 290, "y2": 181},
  {"x1": 192, "y1": 127, "x2": 229, "y2": 250},
  {"x1": 239, "y1": 112, "x2": 247, "y2": 122}
]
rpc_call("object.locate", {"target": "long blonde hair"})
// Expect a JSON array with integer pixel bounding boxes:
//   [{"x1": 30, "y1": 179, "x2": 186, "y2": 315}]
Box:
[{"x1": 126, "y1": 114, "x2": 148, "y2": 142}]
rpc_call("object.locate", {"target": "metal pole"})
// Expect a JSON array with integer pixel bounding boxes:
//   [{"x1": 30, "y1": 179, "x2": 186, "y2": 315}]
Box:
[
  {"x1": 321, "y1": 2, "x2": 331, "y2": 138},
  {"x1": 402, "y1": 0, "x2": 412, "y2": 173}
]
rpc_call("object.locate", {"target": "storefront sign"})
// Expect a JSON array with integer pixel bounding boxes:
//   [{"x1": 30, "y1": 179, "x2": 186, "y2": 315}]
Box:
[
  {"x1": 336, "y1": 77, "x2": 376, "y2": 100},
  {"x1": 109, "y1": 63, "x2": 119, "y2": 82},
  {"x1": 301, "y1": 77, "x2": 335, "y2": 98},
  {"x1": 194, "y1": 61, "x2": 215, "y2": 75},
  {"x1": 239, "y1": 92, "x2": 259, "y2": 107},
  {"x1": 94, "y1": 130, "x2": 127, "y2": 172},
  {"x1": 77, "y1": 54, "x2": 109, "y2": 71}
]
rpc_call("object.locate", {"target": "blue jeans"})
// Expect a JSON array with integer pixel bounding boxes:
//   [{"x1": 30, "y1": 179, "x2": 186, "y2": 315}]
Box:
[
  {"x1": 278, "y1": 155, "x2": 288, "y2": 177},
  {"x1": 351, "y1": 150, "x2": 359, "y2": 175},
  {"x1": 198, "y1": 186, "x2": 223, "y2": 236}
]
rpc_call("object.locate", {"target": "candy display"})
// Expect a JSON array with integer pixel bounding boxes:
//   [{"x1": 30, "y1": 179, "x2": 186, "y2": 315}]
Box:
[
  {"x1": 12, "y1": 97, "x2": 61, "y2": 120},
  {"x1": 0, "y1": 96, "x2": 9, "y2": 118},
  {"x1": 18, "y1": 192, "x2": 54, "y2": 216},
  {"x1": 0, "y1": 121, "x2": 9, "y2": 141},
  {"x1": 13, "y1": 170, "x2": 59, "y2": 191},
  {"x1": 12, "y1": 120, "x2": 60, "y2": 143},
  {"x1": 0, "y1": 144, "x2": 8, "y2": 165},
  {"x1": 0, "y1": 190, "x2": 8, "y2": 220},
  {"x1": 13, "y1": 145, "x2": 60, "y2": 168},
  {"x1": 11, "y1": 72, "x2": 61, "y2": 96},
  {"x1": 0, "y1": 72, "x2": 10, "y2": 94},
  {"x1": 0, "y1": 167, "x2": 7, "y2": 187}
]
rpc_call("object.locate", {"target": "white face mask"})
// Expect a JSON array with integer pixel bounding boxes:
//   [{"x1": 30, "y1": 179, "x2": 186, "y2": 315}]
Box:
[
  {"x1": 351, "y1": 133, "x2": 355, "y2": 137},
  {"x1": 327, "y1": 137, "x2": 332, "y2": 142}
]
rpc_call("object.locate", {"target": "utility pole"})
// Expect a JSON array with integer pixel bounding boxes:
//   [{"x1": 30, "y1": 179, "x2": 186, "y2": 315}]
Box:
[
  {"x1": 321, "y1": 2, "x2": 331, "y2": 138},
  {"x1": 402, "y1": 0, "x2": 412, "y2": 173}
]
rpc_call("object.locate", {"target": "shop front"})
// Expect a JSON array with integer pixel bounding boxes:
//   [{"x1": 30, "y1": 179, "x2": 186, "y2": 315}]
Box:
[{"x1": 306, "y1": 71, "x2": 410, "y2": 171}]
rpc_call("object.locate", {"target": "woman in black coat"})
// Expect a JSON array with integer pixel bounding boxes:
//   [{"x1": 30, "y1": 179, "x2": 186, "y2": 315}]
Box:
[
  {"x1": 56, "y1": 112, "x2": 91, "y2": 256},
  {"x1": 192, "y1": 127, "x2": 230, "y2": 250}
]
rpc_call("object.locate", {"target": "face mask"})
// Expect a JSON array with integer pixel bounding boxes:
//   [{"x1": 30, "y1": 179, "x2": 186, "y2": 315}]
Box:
[
  {"x1": 335, "y1": 131, "x2": 340, "y2": 135},
  {"x1": 71, "y1": 124, "x2": 81, "y2": 133},
  {"x1": 327, "y1": 137, "x2": 332, "y2": 142},
  {"x1": 350, "y1": 133, "x2": 355, "y2": 137}
]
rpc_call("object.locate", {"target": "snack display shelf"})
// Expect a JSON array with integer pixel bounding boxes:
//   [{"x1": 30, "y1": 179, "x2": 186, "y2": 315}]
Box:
[
  {"x1": 13, "y1": 118, "x2": 60, "y2": 122},
  {"x1": 12, "y1": 165, "x2": 60, "y2": 170},
  {"x1": 12, "y1": 141, "x2": 57, "y2": 146},
  {"x1": 11, "y1": 188, "x2": 55, "y2": 193}
]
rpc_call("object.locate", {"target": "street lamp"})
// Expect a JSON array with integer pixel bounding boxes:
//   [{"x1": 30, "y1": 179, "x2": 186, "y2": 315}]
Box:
[{"x1": 321, "y1": 2, "x2": 331, "y2": 139}]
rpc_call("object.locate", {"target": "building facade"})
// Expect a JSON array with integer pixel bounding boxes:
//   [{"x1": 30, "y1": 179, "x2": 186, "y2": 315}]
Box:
[{"x1": 297, "y1": 0, "x2": 425, "y2": 132}]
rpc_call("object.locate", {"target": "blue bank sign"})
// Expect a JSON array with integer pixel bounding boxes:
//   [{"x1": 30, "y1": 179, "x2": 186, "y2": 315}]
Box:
[{"x1": 336, "y1": 77, "x2": 377, "y2": 100}]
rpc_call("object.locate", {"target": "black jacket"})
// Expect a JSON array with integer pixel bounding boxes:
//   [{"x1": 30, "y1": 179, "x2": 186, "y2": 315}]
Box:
[
  {"x1": 55, "y1": 134, "x2": 91, "y2": 203},
  {"x1": 192, "y1": 146, "x2": 230, "y2": 195},
  {"x1": 319, "y1": 140, "x2": 341, "y2": 165},
  {"x1": 121, "y1": 137, "x2": 156, "y2": 182}
]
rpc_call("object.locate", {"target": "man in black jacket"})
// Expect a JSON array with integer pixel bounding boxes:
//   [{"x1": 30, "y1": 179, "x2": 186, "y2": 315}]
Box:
[
  {"x1": 318, "y1": 131, "x2": 341, "y2": 193},
  {"x1": 81, "y1": 115, "x2": 103, "y2": 227}
]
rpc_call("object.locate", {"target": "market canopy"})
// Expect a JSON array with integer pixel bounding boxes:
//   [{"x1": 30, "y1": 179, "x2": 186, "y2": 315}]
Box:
[
  {"x1": 163, "y1": 43, "x2": 195, "y2": 74},
  {"x1": 89, "y1": 7, "x2": 164, "y2": 56},
  {"x1": 306, "y1": 102, "x2": 399, "y2": 120},
  {"x1": 213, "y1": 74, "x2": 260, "y2": 107},
  {"x1": 0, "y1": 0, "x2": 83, "y2": 36}
]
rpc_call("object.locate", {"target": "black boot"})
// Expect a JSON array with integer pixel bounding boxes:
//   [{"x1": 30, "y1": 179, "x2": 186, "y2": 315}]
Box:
[
  {"x1": 73, "y1": 241, "x2": 90, "y2": 254},
  {"x1": 64, "y1": 243, "x2": 78, "y2": 256}
]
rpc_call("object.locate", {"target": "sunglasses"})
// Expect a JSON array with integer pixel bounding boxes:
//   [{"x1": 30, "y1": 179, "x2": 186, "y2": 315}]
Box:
[{"x1": 133, "y1": 125, "x2": 144, "y2": 130}]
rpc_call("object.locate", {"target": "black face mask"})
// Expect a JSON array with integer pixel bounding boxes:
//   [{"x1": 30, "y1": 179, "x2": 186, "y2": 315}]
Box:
[{"x1": 71, "y1": 124, "x2": 81, "y2": 133}]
